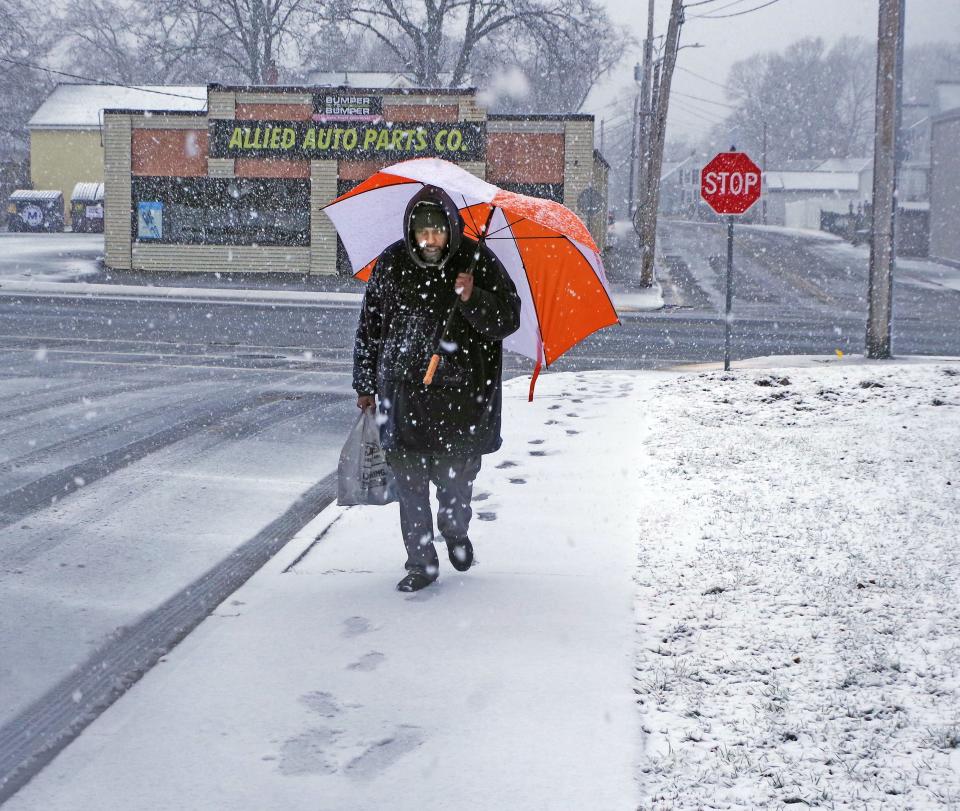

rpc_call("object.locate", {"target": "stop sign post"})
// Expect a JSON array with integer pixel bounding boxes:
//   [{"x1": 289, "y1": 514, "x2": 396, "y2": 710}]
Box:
[{"x1": 700, "y1": 151, "x2": 762, "y2": 371}]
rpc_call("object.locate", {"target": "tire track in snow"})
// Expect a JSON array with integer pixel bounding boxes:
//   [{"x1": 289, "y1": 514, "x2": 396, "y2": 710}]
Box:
[{"x1": 0, "y1": 391, "x2": 339, "y2": 534}]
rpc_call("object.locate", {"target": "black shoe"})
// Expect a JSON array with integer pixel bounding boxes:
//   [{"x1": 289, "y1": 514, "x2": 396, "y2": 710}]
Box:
[
  {"x1": 446, "y1": 537, "x2": 474, "y2": 572},
  {"x1": 396, "y1": 569, "x2": 437, "y2": 592}
]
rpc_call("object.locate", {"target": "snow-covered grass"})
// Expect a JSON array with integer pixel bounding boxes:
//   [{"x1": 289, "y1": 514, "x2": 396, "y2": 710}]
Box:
[
  {"x1": 739, "y1": 222, "x2": 845, "y2": 242},
  {"x1": 634, "y1": 359, "x2": 960, "y2": 808},
  {"x1": 6, "y1": 359, "x2": 959, "y2": 810}
]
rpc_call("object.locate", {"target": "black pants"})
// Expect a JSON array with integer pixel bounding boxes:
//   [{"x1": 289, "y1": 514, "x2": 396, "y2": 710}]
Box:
[{"x1": 385, "y1": 450, "x2": 482, "y2": 574}]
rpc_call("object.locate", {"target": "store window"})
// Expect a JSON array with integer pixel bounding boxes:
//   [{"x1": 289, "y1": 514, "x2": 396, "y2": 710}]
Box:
[{"x1": 131, "y1": 177, "x2": 310, "y2": 246}]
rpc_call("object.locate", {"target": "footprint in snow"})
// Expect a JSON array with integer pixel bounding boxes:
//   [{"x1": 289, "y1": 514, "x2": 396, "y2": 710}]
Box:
[
  {"x1": 566, "y1": 429, "x2": 580, "y2": 436},
  {"x1": 548, "y1": 404, "x2": 561, "y2": 410},
  {"x1": 300, "y1": 691, "x2": 341, "y2": 718},
  {"x1": 495, "y1": 460, "x2": 518, "y2": 469},
  {"x1": 477, "y1": 511, "x2": 497, "y2": 521},
  {"x1": 342, "y1": 616, "x2": 373, "y2": 638},
  {"x1": 278, "y1": 727, "x2": 341, "y2": 776},
  {"x1": 528, "y1": 439, "x2": 545, "y2": 445},
  {"x1": 344, "y1": 726, "x2": 425, "y2": 779},
  {"x1": 347, "y1": 651, "x2": 386, "y2": 672},
  {"x1": 509, "y1": 477, "x2": 527, "y2": 485},
  {"x1": 473, "y1": 491, "x2": 491, "y2": 501},
  {"x1": 528, "y1": 450, "x2": 548, "y2": 457}
]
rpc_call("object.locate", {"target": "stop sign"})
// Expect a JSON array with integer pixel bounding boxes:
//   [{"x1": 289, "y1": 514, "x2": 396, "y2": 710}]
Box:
[{"x1": 700, "y1": 152, "x2": 762, "y2": 215}]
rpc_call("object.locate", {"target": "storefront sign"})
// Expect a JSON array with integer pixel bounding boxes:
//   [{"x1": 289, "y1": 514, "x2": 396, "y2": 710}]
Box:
[
  {"x1": 209, "y1": 120, "x2": 485, "y2": 161},
  {"x1": 313, "y1": 94, "x2": 383, "y2": 123}
]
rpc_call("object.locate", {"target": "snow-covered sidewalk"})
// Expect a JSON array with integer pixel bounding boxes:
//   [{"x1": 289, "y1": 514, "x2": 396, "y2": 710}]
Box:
[{"x1": 7, "y1": 357, "x2": 960, "y2": 809}]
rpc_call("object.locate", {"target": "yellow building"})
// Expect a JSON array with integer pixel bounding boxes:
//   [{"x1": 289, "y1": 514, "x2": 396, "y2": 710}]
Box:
[{"x1": 27, "y1": 84, "x2": 206, "y2": 220}]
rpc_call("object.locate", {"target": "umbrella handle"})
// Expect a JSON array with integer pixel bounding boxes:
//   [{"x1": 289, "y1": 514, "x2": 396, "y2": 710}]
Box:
[
  {"x1": 423, "y1": 206, "x2": 497, "y2": 387},
  {"x1": 423, "y1": 354, "x2": 441, "y2": 385}
]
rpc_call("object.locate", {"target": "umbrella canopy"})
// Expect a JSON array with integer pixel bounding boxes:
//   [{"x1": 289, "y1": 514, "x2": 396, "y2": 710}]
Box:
[{"x1": 322, "y1": 158, "x2": 619, "y2": 379}]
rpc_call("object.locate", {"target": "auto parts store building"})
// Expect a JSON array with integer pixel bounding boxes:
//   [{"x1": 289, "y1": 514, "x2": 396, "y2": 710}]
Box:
[{"x1": 103, "y1": 84, "x2": 609, "y2": 275}]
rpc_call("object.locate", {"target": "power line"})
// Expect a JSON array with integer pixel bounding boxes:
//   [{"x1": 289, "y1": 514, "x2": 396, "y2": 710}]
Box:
[
  {"x1": 689, "y1": 0, "x2": 784, "y2": 20},
  {"x1": 667, "y1": 99, "x2": 724, "y2": 127},
  {"x1": 672, "y1": 90, "x2": 737, "y2": 109},
  {"x1": 682, "y1": 0, "x2": 750, "y2": 8},
  {"x1": 672, "y1": 98, "x2": 727, "y2": 123},
  {"x1": 676, "y1": 65, "x2": 743, "y2": 96},
  {"x1": 670, "y1": 98, "x2": 727, "y2": 125},
  {"x1": 0, "y1": 56, "x2": 207, "y2": 102},
  {"x1": 683, "y1": 0, "x2": 753, "y2": 11}
]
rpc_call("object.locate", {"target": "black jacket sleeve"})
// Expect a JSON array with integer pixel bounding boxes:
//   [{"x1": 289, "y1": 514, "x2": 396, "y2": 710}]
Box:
[
  {"x1": 352, "y1": 261, "x2": 385, "y2": 395},
  {"x1": 457, "y1": 247, "x2": 521, "y2": 341}
]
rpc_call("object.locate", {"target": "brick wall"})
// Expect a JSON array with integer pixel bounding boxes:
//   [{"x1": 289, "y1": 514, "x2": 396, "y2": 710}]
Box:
[{"x1": 131, "y1": 130, "x2": 208, "y2": 176}]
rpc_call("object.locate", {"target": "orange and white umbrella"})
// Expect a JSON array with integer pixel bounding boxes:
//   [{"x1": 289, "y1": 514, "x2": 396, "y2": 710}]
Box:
[{"x1": 322, "y1": 157, "x2": 619, "y2": 397}]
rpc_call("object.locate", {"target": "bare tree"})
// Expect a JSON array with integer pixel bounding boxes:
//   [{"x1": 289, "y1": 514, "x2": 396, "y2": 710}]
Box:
[
  {"x1": 326, "y1": 0, "x2": 626, "y2": 94},
  {"x1": 474, "y1": 0, "x2": 629, "y2": 113},
  {"x1": 0, "y1": 0, "x2": 55, "y2": 158},
  {"x1": 724, "y1": 37, "x2": 875, "y2": 165},
  {"x1": 58, "y1": 0, "x2": 220, "y2": 85},
  {"x1": 293, "y1": 23, "x2": 405, "y2": 78},
  {"x1": 187, "y1": 0, "x2": 317, "y2": 83}
]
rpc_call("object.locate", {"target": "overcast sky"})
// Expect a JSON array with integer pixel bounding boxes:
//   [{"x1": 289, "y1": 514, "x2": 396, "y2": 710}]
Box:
[{"x1": 584, "y1": 0, "x2": 960, "y2": 143}]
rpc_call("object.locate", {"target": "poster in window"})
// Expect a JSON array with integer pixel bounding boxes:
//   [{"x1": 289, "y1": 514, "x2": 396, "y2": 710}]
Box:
[{"x1": 138, "y1": 202, "x2": 163, "y2": 239}]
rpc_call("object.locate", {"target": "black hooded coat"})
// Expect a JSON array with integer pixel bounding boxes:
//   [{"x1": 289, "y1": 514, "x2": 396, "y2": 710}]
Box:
[{"x1": 352, "y1": 186, "x2": 522, "y2": 456}]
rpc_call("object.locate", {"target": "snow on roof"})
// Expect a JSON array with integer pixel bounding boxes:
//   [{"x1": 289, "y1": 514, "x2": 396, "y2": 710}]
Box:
[
  {"x1": 935, "y1": 81, "x2": 960, "y2": 114},
  {"x1": 72, "y1": 182, "x2": 104, "y2": 201},
  {"x1": 28, "y1": 84, "x2": 207, "y2": 130},
  {"x1": 816, "y1": 158, "x2": 871, "y2": 174},
  {"x1": 772, "y1": 159, "x2": 821, "y2": 172},
  {"x1": 764, "y1": 171, "x2": 860, "y2": 192},
  {"x1": 10, "y1": 189, "x2": 62, "y2": 201}
]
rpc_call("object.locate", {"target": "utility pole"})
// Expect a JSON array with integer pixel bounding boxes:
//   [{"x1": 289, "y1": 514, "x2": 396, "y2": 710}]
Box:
[
  {"x1": 635, "y1": 0, "x2": 683, "y2": 287},
  {"x1": 865, "y1": 0, "x2": 904, "y2": 359},
  {"x1": 627, "y1": 92, "x2": 639, "y2": 216},
  {"x1": 761, "y1": 120, "x2": 768, "y2": 225},
  {"x1": 635, "y1": 0, "x2": 656, "y2": 220},
  {"x1": 892, "y1": 0, "x2": 906, "y2": 252}
]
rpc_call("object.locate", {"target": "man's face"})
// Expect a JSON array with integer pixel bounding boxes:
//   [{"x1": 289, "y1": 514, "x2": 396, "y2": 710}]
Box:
[{"x1": 414, "y1": 225, "x2": 449, "y2": 264}]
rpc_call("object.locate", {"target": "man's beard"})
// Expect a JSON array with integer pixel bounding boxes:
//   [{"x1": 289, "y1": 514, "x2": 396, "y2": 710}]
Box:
[{"x1": 419, "y1": 246, "x2": 443, "y2": 264}]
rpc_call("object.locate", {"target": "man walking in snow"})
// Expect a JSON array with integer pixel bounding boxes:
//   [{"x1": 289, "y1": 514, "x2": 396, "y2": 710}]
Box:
[{"x1": 353, "y1": 185, "x2": 521, "y2": 593}]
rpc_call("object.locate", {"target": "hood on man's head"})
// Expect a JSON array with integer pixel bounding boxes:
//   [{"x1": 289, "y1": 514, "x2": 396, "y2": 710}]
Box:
[{"x1": 403, "y1": 185, "x2": 463, "y2": 269}]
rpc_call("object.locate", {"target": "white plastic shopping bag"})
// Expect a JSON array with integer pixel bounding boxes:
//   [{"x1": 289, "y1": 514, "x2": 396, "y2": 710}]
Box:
[{"x1": 337, "y1": 409, "x2": 397, "y2": 506}]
